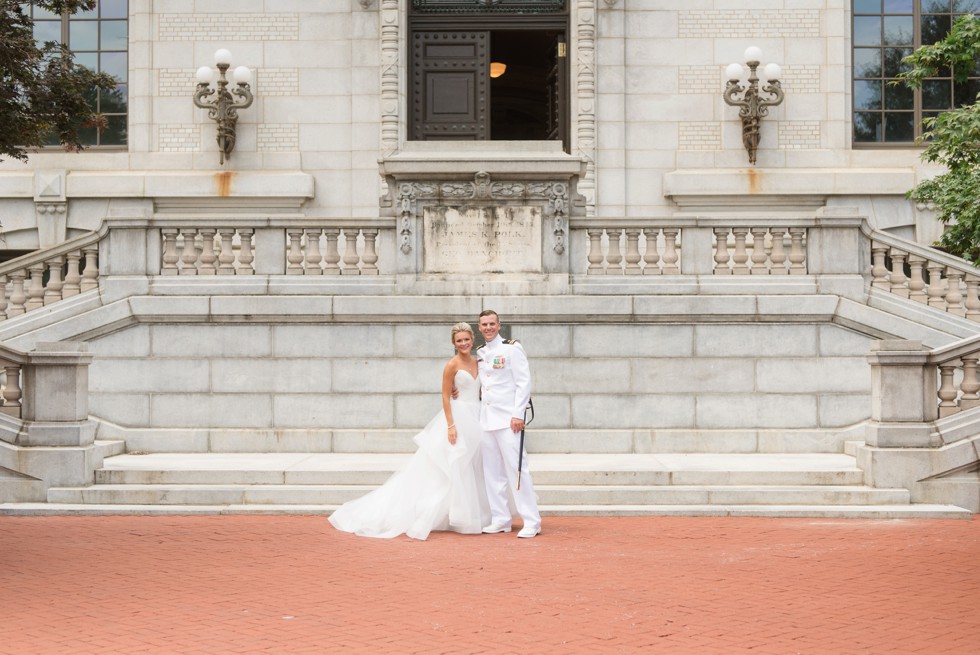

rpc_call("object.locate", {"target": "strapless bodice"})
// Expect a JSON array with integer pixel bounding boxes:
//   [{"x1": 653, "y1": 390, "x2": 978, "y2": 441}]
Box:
[{"x1": 453, "y1": 369, "x2": 480, "y2": 403}]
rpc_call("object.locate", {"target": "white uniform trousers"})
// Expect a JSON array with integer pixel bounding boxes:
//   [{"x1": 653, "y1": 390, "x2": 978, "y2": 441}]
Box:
[{"x1": 481, "y1": 426, "x2": 541, "y2": 530}]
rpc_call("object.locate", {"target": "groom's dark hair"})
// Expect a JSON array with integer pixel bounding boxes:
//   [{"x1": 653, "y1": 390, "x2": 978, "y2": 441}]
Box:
[{"x1": 479, "y1": 309, "x2": 499, "y2": 321}]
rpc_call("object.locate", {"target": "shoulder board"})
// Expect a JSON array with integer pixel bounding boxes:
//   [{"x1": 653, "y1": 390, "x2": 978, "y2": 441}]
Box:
[
  {"x1": 505, "y1": 339, "x2": 520, "y2": 345},
  {"x1": 475, "y1": 344, "x2": 486, "y2": 351}
]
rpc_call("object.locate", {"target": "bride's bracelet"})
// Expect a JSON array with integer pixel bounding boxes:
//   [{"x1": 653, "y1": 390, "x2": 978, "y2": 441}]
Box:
[{"x1": 447, "y1": 424, "x2": 455, "y2": 429}]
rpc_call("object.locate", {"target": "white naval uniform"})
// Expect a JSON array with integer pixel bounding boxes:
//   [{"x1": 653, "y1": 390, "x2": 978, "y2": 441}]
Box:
[{"x1": 477, "y1": 335, "x2": 541, "y2": 531}]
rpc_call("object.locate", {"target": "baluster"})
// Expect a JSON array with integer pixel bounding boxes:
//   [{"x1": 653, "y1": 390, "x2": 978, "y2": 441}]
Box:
[
  {"x1": 304, "y1": 228, "x2": 324, "y2": 275},
  {"x1": 769, "y1": 228, "x2": 788, "y2": 275},
  {"x1": 43, "y1": 256, "x2": 64, "y2": 305},
  {"x1": 870, "y1": 242, "x2": 890, "y2": 289},
  {"x1": 604, "y1": 229, "x2": 623, "y2": 275},
  {"x1": 713, "y1": 228, "x2": 731, "y2": 275},
  {"x1": 907, "y1": 255, "x2": 928, "y2": 303},
  {"x1": 179, "y1": 229, "x2": 199, "y2": 275},
  {"x1": 960, "y1": 355, "x2": 980, "y2": 410},
  {"x1": 197, "y1": 228, "x2": 217, "y2": 275},
  {"x1": 323, "y1": 228, "x2": 341, "y2": 275},
  {"x1": 661, "y1": 229, "x2": 680, "y2": 274},
  {"x1": 63, "y1": 253, "x2": 82, "y2": 295},
  {"x1": 624, "y1": 229, "x2": 641, "y2": 275},
  {"x1": 888, "y1": 248, "x2": 909, "y2": 298},
  {"x1": 587, "y1": 229, "x2": 604, "y2": 274},
  {"x1": 926, "y1": 261, "x2": 946, "y2": 309},
  {"x1": 788, "y1": 228, "x2": 806, "y2": 275},
  {"x1": 750, "y1": 228, "x2": 769, "y2": 275},
  {"x1": 342, "y1": 229, "x2": 361, "y2": 275},
  {"x1": 217, "y1": 229, "x2": 237, "y2": 275},
  {"x1": 286, "y1": 229, "x2": 305, "y2": 275},
  {"x1": 25, "y1": 263, "x2": 45, "y2": 311},
  {"x1": 945, "y1": 269, "x2": 965, "y2": 316},
  {"x1": 161, "y1": 229, "x2": 180, "y2": 275},
  {"x1": 938, "y1": 363, "x2": 960, "y2": 417},
  {"x1": 80, "y1": 246, "x2": 99, "y2": 291},
  {"x1": 731, "y1": 227, "x2": 750, "y2": 275},
  {"x1": 361, "y1": 229, "x2": 379, "y2": 275},
  {"x1": 0, "y1": 275, "x2": 7, "y2": 320},
  {"x1": 7, "y1": 272, "x2": 26, "y2": 316},
  {"x1": 965, "y1": 277, "x2": 980, "y2": 322},
  {"x1": 237, "y1": 229, "x2": 255, "y2": 275},
  {"x1": 643, "y1": 228, "x2": 661, "y2": 275},
  {"x1": 2, "y1": 364, "x2": 21, "y2": 415}
]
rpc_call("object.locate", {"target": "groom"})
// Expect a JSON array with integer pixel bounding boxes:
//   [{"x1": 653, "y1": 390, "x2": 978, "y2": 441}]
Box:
[{"x1": 476, "y1": 310, "x2": 542, "y2": 538}]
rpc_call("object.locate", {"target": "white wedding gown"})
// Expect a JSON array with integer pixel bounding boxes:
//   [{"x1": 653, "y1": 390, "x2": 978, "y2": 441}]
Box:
[{"x1": 328, "y1": 370, "x2": 491, "y2": 540}]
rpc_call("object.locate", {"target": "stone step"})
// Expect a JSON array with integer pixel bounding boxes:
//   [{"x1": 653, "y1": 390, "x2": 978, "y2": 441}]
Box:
[
  {"x1": 0, "y1": 467, "x2": 46, "y2": 503},
  {"x1": 47, "y1": 483, "x2": 911, "y2": 506},
  {"x1": 0, "y1": 502, "x2": 970, "y2": 519},
  {"x1": 93, "y1": 452, "x2": 868, "y2": 487}
]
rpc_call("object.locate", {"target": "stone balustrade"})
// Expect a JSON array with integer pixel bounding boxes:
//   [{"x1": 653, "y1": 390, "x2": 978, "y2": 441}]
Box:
[
  {"x1": 0, "y1": 355, "x2": 23, "y2": 419},
  {"x1": 286, "y1": 228, "x2": 380, "y2": 276},
  {"x1": 712, "y1": 227, "x2": 807, "y2": 275},
  {"x1": 870, "y1": 236, "x2": 980, "y2": 322},
  {"x1": 0, "y1": 233, "x2": 100, "y2": 321},
  {"x1": 585, "y1": 227, "x2": 681, "y2": 275}
]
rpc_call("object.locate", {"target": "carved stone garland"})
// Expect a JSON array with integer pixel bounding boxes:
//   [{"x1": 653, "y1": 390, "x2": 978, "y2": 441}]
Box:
[{"x1": 396, "y1": 172, "x2": 569, "y2": 254}]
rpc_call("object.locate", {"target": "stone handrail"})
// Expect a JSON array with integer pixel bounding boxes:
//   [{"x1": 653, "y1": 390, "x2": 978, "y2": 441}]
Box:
[
  {"x1": 0, "y1": 344, "x2": 27, "y2": 418},
  {"x1": 0, "y1": 231, "x2": 101, "y2": 321},
  {"x1": 867, "y1": 228, "x2": 980, "y2": 322},
  {"x1": 928, "y1": 335, "x2": 980, "y2": 418}
]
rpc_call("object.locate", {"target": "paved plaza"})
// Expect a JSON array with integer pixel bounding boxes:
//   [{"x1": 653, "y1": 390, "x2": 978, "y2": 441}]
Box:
[{"x1": 1, "y1": 515, "x2": 978, "y2": 654}]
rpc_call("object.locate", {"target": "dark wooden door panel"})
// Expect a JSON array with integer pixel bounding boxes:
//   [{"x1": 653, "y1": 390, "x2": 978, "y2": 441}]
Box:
[{"x1": 411, "y1": 31, "x2": 489, "y2": 140}]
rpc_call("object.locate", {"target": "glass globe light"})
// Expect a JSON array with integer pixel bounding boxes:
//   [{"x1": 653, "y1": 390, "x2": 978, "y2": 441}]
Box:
[
  {"x1": 743, "y1": 46, "x2": 763, "y2": 63},
  {"x1": 232, "y1": 65, "x2": 252, "y2": 85},
  {"x1": 214, "y1": 49, "x2": 233, "y2": 66},
  {"x1": 725, "y1": 63, "x2": 744, "y2": 81}
]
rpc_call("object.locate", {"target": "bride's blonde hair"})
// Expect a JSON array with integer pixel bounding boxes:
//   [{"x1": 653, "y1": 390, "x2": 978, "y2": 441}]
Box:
[{"x1": 450, "y1": 321, "x2": 474, "y2": 345}]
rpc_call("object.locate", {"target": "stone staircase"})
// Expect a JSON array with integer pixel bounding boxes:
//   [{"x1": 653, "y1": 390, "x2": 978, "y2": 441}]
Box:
[{"x1": 4, "y1": 437, "x2": 968, "y2": 518}]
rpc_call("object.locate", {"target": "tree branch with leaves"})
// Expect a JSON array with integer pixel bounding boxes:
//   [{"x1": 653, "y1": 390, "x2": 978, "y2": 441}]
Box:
[
  {"x1": 898, "y1": 14, "x2": 980, "y2": 263},
  {"x1": 0, "y1": 0, "x2": 116, "y2": 162}
]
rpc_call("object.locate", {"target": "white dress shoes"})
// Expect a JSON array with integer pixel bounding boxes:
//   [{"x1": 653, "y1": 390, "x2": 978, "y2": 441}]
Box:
[
  {"x1": 482, "y1": 522, "x2": 512, "y2": 534},
  {"x1": 517, "y1": 526, "x2": 541, "y2": 538}
]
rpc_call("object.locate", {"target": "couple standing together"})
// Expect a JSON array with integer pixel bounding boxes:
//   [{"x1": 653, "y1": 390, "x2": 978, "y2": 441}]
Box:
[{"x1": 329, "y1": 310, "x2": 542, "y2": 540}]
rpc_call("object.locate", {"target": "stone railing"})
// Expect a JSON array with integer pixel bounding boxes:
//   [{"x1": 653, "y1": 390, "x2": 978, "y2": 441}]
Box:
[
  {"x1": 0, "y1": 346, "x2": 25, "y2": 418},
  {"x1": 160, "y1": 225, "x2": 381, "y2": 276},
  {"x1": 0, "y1": 231, "x2": 100, "y2": 321},
  {"x1": 570, "y1": 212, "x2": 861, "y2": 277},
  {"x1": 868, "y1": 230, "x2": 980, "y2": 322}
]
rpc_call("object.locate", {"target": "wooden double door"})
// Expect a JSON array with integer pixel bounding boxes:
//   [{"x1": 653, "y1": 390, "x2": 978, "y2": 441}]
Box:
[{"x1": 410, "y1": 27, "x2": 568, "y2": 150}]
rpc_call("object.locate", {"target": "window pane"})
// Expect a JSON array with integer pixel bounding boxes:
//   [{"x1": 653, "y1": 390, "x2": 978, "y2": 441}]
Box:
[
  {"x1": 854, "y1": 16, "x2": 883, "y2": 46},
  {"x1": 954, "y1": 78, "x2": 980, "y2": 106},
  {"x1": 883, "y1": 16, "x2": 914, "y2": 44},
  {"x1": 75, "y1": 51, "x2": 98, "y2": 71},
  {"x1": 954, "y1": 0, "x2": 980, "y2": 10},
  {"x1": 101, "y1": 115, "x2": 127, "y2": 146},
  {"x1": 69, "y1": 20, "x2": 99, "y2": 50},
  {"x1": 33, "y1": 20, "x2": 61, "y2": 45},
  {"x1": 855, "y1": 0, "x2": 882, "y2": 11},
  {"x1": 921, "y1": 14, "x2": 952, "y2": 45},
  {"x1": 100, "y1": 84, "x2": 127, "y2": 114},
  {"x1": 884, "y1": 0, "x2": 914, "y2": 11},
  {"x1": 884, "y1": 112, "x2": 915, "y2": 140},
  {"x1": 100, "y1": 21, "x2": 127, "y2": 50},
  {"x1": 77, "y1": 125, "x2": 98, "y2": 146},
  {"x1": 885, "y1": 82, "x2": 914, "y2": 108},
  {"x1": 855, "y1": 113, "x2": 883, "y2": 141},
  {"x1": 855, "y1": 48, "x2": 882, "y2": 77},
  {"x1": 921, "y1": 0, "x2": 951, "y2": 10},
  {"x1": 923, "y1": 79, "x2": 952, "y2": 108},
  {"x1": 855, "y1": 80, "x2": 883, "y2": 109},
  {"x1": 883, "y1": 47, "x2": 913, "y2": 76},
  {"x1": 101, "y1": 0, "x2": 129, "y2": 19},
  {"x1": 32, "y1": 6, "x2": 60, "y2": 19},
  {"x1": 100, "y1": 51, "x2": 127, "y2": 82}
]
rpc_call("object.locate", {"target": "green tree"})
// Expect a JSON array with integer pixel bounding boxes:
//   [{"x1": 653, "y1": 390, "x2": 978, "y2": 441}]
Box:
[
  {"x1": 899, "y1": 14, "x2": 980, "y2": 262},
  {"x1": 0, "y1": 0, "x2": 116, "y2": 162}
]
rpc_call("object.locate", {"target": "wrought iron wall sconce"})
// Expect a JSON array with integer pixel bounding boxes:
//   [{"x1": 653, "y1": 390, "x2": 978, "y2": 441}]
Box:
[
  {"x1": 723, "y1": 47, "x2": 784, "y2": 165},
  {"x1": 194, "y1": 49, "x2": 254, "y2": 165}
]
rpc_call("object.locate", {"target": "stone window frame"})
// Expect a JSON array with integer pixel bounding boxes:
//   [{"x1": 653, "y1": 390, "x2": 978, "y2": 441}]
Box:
[
  {"x1": 851, "y1": 0, "x2": 980, "y2": 147},
  {"x1": 377, "y1": 0, "x2": 598, "y2": 214},
  {"x1": 26, "y1": 0, "x2": 129, "y2": 149}
]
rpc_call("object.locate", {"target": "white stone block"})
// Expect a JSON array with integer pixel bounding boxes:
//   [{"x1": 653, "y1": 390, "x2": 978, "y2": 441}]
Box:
[
  {"x1": 393, "y1": 393, "x2": 442, "y2": 429},
  {"x1": 333, "y1": 358, "x2": 442, "y2": 393},
  {"x1": 535, "y1": 359, "x2": 632, "y2": 394},
  {"x1": 818, "y1": 394, "x2": 871, "y2": 427},
  {"x1": 273, "y1": 394, "x2": 393, "y2": 429},
  {"x1": 697, "y1": 394, "x2": 818, "y2": 429},
  {"x1": 88, "y1": 326, "x2": 151, "y2": 358},
  {"x1": 695, "y1": 324, "x2": 818, "y2": 357},
  {"x1": 90, "y1": 393, "x2": 150, "y2": 425},
  {"x1": 90, "y1": 358, "x2": 210, "y2": 393},
  {"x1": 151, "y1": 394, "x2": 274, "y2": 428},
  {"x1": 756, "y1": 358, "x2": 870, "y2": 393},
  {"x1": 273, "y1": 325, "x2": 395, "y2": 357},
  {"x1": 527, "y1": 394, "x2": 572, "y2": 429},
  {"x1": 571, "y1": 394, "x2": 696, "y2": 429},
  {"x1": 151, "y1": 325, "x2": 273, "y2": 357},
  {"x1": 211, "y1": 359, "x2": 332, "y2": 394},
  {"x1": 632, "y1": 358, "x2": 756, "y2": 393},
  {"x1": 818, "y1": 324, "x2": 873, "y2": 356}
]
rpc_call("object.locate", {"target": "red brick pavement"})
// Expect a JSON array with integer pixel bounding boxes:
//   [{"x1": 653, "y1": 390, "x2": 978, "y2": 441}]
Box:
[{"x1": 1, "y1": 516, "x2": 978, "y2": 654}]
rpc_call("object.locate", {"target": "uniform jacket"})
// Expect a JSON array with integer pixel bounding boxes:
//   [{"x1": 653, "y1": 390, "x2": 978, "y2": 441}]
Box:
[{"x1": 477, "y1": 335, "x2": 532, "y2": 431}]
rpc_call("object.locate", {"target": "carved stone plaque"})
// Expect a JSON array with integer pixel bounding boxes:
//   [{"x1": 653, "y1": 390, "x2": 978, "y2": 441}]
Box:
[{"x1": 423, "y1": 205, "x2": 542, "y2": 273}]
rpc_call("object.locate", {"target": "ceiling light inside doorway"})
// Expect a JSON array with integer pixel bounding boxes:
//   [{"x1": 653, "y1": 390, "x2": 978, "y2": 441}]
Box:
[{"x1": 490, "y1": 62, "x2": 507, "y2": 78}]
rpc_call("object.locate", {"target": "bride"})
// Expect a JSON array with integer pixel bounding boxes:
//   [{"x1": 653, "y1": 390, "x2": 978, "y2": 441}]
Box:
[{"x1": 328, "y1": 322, "x2": 491, "y2": 539}]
